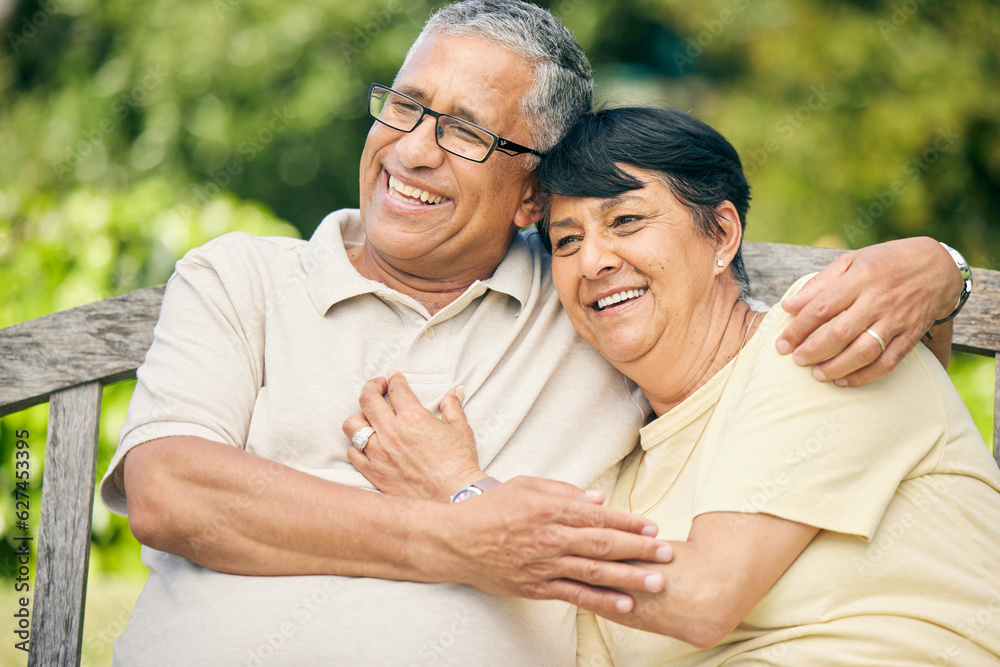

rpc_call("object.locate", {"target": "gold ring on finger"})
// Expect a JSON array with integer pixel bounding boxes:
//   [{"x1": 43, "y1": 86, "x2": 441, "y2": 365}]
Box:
[{"x1": 865, "y1": 328, "x2": 887, "y2": 352}]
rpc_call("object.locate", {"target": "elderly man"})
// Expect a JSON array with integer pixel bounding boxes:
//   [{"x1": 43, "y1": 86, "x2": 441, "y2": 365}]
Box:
[{"x1": 100, "y1": 0, "x2": 965, "y2": 663}]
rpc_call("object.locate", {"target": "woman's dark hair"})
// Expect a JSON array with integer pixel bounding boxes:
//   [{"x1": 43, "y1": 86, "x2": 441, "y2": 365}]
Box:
[{"x1": 536, "y1": 106, "x2": 752, "y2": 295}]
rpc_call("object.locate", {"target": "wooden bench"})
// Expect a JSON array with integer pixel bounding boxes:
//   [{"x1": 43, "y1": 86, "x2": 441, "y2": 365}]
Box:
[{"x1": 2, "y1": 241, "x2": 999, "y2": 666}]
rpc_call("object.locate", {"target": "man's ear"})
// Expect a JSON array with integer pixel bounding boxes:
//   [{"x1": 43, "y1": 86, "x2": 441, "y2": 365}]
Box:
[
  {"x1": 714, "y1": 201, "x2": 744, "y2": 266},
  {"x1": 513, "y1": 182, "x2": 547, "y2": 228}
]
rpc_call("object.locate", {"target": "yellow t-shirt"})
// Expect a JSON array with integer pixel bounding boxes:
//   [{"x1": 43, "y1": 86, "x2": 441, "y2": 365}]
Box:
[{"x1": 579, "y1": 277, "x2": 1000, "y2": 666}]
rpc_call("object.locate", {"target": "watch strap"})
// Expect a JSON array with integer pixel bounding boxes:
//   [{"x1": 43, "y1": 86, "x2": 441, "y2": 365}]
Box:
[{"x1": 933, "y1": 242, "x2": 973, "y2": 326}]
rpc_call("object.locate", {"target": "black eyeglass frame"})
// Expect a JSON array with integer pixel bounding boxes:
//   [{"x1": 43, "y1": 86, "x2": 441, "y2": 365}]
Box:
[{"x1": 367, "y1": 83, "x2": 542, "y2": 163}]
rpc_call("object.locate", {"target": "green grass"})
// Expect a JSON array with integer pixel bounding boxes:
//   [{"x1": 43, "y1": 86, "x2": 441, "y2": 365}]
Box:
[
  {"x1": 0, "y1": 571, "x2": 145, "y2": 666},
  {"x1": 947, "y1": 351, "x2": 995, "y2": 453}
]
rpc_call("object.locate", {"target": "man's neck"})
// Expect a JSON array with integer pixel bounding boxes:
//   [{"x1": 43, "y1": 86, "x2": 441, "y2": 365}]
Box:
[{"x1": 347, "y1": 244, "x2": 495, "y2": 315}]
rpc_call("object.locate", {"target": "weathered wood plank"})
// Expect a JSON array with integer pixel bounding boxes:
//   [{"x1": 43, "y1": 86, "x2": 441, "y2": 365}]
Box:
[
  {"x1": 28, "y1": 382, "x2": 102, "y2": 667},
  {"x1": 960, "y1": 267, "x2": 1000, "y2": 356},
  {"x1": 743, "y1": 242, "x2": 1000, "y2": 356},
  {"x1": 743, "y1": 242, "x2": 846, "y2": 304},
  {"x1": 0, "y1": 285, "x2": 164, "y2": 417}
]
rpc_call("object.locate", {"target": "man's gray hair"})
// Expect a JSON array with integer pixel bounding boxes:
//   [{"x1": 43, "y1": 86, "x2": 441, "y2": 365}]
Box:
[{"x1": 399, "y1": 0, "x2": 593, "y2": 158}]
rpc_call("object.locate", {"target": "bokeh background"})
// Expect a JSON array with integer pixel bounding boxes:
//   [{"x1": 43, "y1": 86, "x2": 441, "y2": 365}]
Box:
[{"x1": 1, "y1": 0, "x2": 998, "y2": 663}]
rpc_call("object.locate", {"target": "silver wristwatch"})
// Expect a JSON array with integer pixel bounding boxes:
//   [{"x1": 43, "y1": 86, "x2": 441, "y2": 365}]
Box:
[
  {"x1": 934, "y1": 242, "x2": 973, "y2": 325},
  {"x1": 450, "y1": 476, "x2": 501, "y2": 503}
]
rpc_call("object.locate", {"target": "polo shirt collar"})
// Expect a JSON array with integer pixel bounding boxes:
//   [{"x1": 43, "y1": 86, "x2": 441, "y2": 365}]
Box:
[
  {"x1": 303, "y1": 209, "x2": 534, "y2": 316},
  {"x1": 479, "y1": 231, "x2": 533, "y2": 313},
  {"x1": 302, "y1": 209, "x2": 377, "y2": 316}
]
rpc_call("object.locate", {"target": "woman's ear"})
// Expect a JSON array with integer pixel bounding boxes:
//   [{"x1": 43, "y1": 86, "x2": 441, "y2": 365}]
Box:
[
  {"x1": 513, "y1": 182, "x2": 547, "y2": 228},
  {"x1": 713, "y1": 201, "x2": 743, "y2": 270}
]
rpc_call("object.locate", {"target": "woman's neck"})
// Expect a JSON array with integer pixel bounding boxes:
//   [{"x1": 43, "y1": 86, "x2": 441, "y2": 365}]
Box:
[{"x1": 632, "y1": 299, "x2": 762, "y2": 417}]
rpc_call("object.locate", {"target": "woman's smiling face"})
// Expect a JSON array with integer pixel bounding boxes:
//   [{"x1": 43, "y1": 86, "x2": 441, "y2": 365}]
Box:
[{"x1": 549, "y1": 164, "x2": 729, "y2": 369}]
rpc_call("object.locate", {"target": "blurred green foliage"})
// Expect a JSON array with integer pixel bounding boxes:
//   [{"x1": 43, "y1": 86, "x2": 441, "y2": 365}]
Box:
[{"x1": 1, "y1": 0, "x2": 998, "y2": 582}]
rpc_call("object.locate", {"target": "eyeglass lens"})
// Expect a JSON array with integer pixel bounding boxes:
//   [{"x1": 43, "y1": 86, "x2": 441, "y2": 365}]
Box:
[{"x1": 369, "y1": 85, "x2": 497, "y2": 162}]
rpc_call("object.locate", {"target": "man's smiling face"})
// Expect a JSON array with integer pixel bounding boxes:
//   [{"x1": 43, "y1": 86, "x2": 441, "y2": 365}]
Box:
[{"x1": 358, "y1": 33, "x2": 542, "y2": 283}]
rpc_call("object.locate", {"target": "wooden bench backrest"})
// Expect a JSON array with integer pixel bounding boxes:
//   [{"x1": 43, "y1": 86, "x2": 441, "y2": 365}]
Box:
[{"x1": 2, "y1": 241, "x2": 999, "y2": 665}]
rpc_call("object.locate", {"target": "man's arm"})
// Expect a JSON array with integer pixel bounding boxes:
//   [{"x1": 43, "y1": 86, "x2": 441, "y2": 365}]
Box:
[
  {"x1": 776, "y1": 237, "x2": 962, "y2": 386},
  {"x1": 123, "y1": 437, "x2": 671, "y2": 615}
]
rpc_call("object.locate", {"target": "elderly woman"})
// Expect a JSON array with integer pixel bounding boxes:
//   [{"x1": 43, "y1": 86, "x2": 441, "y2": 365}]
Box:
[
  {"x1": 349, "y1": 108, "x2": 1000, "y2": 665},
  {"x1": 534, "y1": 106, "x2": 1000, "y2": 665}
]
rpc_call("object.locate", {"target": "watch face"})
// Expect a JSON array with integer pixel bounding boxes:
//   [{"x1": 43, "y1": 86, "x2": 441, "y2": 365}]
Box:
[{"x1": 452, "y1": 487, "x2": 482, "y2": 503}]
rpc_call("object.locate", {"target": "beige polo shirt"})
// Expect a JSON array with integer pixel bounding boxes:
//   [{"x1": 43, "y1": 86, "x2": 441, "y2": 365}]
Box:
[
  {"x1": 100, "y1": 209, "x2": 647, "y2": 666},
  {"x1": 579, "y1": 277, "x2": 1000, "y2": 666}
]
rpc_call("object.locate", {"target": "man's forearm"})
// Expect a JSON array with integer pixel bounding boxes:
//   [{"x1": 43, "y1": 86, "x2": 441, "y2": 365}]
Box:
[
  {"x1": 123, "y1": 436, "x2": 674, "y2": 616},
  {"x1": 125, "y1": 436, "x2": 445, "y2": 580}
]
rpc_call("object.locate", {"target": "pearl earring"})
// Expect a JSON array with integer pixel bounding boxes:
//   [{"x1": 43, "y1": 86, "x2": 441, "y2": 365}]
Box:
[{"x1": 716, "y1": 259, "x2": 725, "y2": 267}]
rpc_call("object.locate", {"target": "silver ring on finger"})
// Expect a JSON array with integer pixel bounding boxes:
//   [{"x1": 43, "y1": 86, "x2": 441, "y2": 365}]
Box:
[
  {"x1": 351, "y1": 426, "x2": 376, "y2": 451},
  {"x1": 865, "y1": 328, "x2": 887, "y2": 352}
]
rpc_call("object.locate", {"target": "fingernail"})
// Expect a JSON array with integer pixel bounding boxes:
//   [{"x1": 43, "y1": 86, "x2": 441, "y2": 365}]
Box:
[
  {"x1": 584, "y1": 489, "x2": 604, "y2": 501},
  {"x1": 615, "y1": 598, "x2": 632, "y2": 614},
  {"x1": 792, "y1": 354, "x2": 807, "y2": 367},
  {"x1": 812, "y1": 367, "x2": 828, "y2": 382},
  {"x1": 835, "y1": 378, "x2": 848, "y2": 387},
  {"x1": 641, "y1": 524, "x2": 658, "y2": 537},
  {"x1": 386, "y1": 367, "x2": 398, "y2": 378},
  {"x1": 644, "y1": 573, "x2": 664, "y2": 592},
  {"x1": 455, "y1": 386, "x2": 465, "y2": 403},
  {"x1": 775, "y1": 339, "x2": 791, "y2": 355},
  {"x1": 655, "y1": 545, "x2": 672, "y2": 562}
]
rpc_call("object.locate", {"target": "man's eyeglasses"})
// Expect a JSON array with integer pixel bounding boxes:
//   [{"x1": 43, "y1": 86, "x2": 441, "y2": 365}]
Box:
[{"x1": 367, "y1": 83, "x2": 541, "y2": 163}]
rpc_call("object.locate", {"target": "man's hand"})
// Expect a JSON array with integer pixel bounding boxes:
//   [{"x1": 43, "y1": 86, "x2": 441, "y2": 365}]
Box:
[
  {"x1": 344, "y1": 373, "x2": 482, "y2": 501},
  {"x1": 776, "y1": 237, "x2": 960, "y2": 386},
  {"x1": 340, "y1": 373, "x2": 677, "y2": 614},
  {"x1": 438, "y1": 476, "x2": 673, "y2": 617}
]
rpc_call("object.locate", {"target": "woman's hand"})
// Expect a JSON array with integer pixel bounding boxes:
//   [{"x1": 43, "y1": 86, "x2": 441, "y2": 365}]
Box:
[{"x1": 343, "y1": 372, "x2": 485, "y2": 502}]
